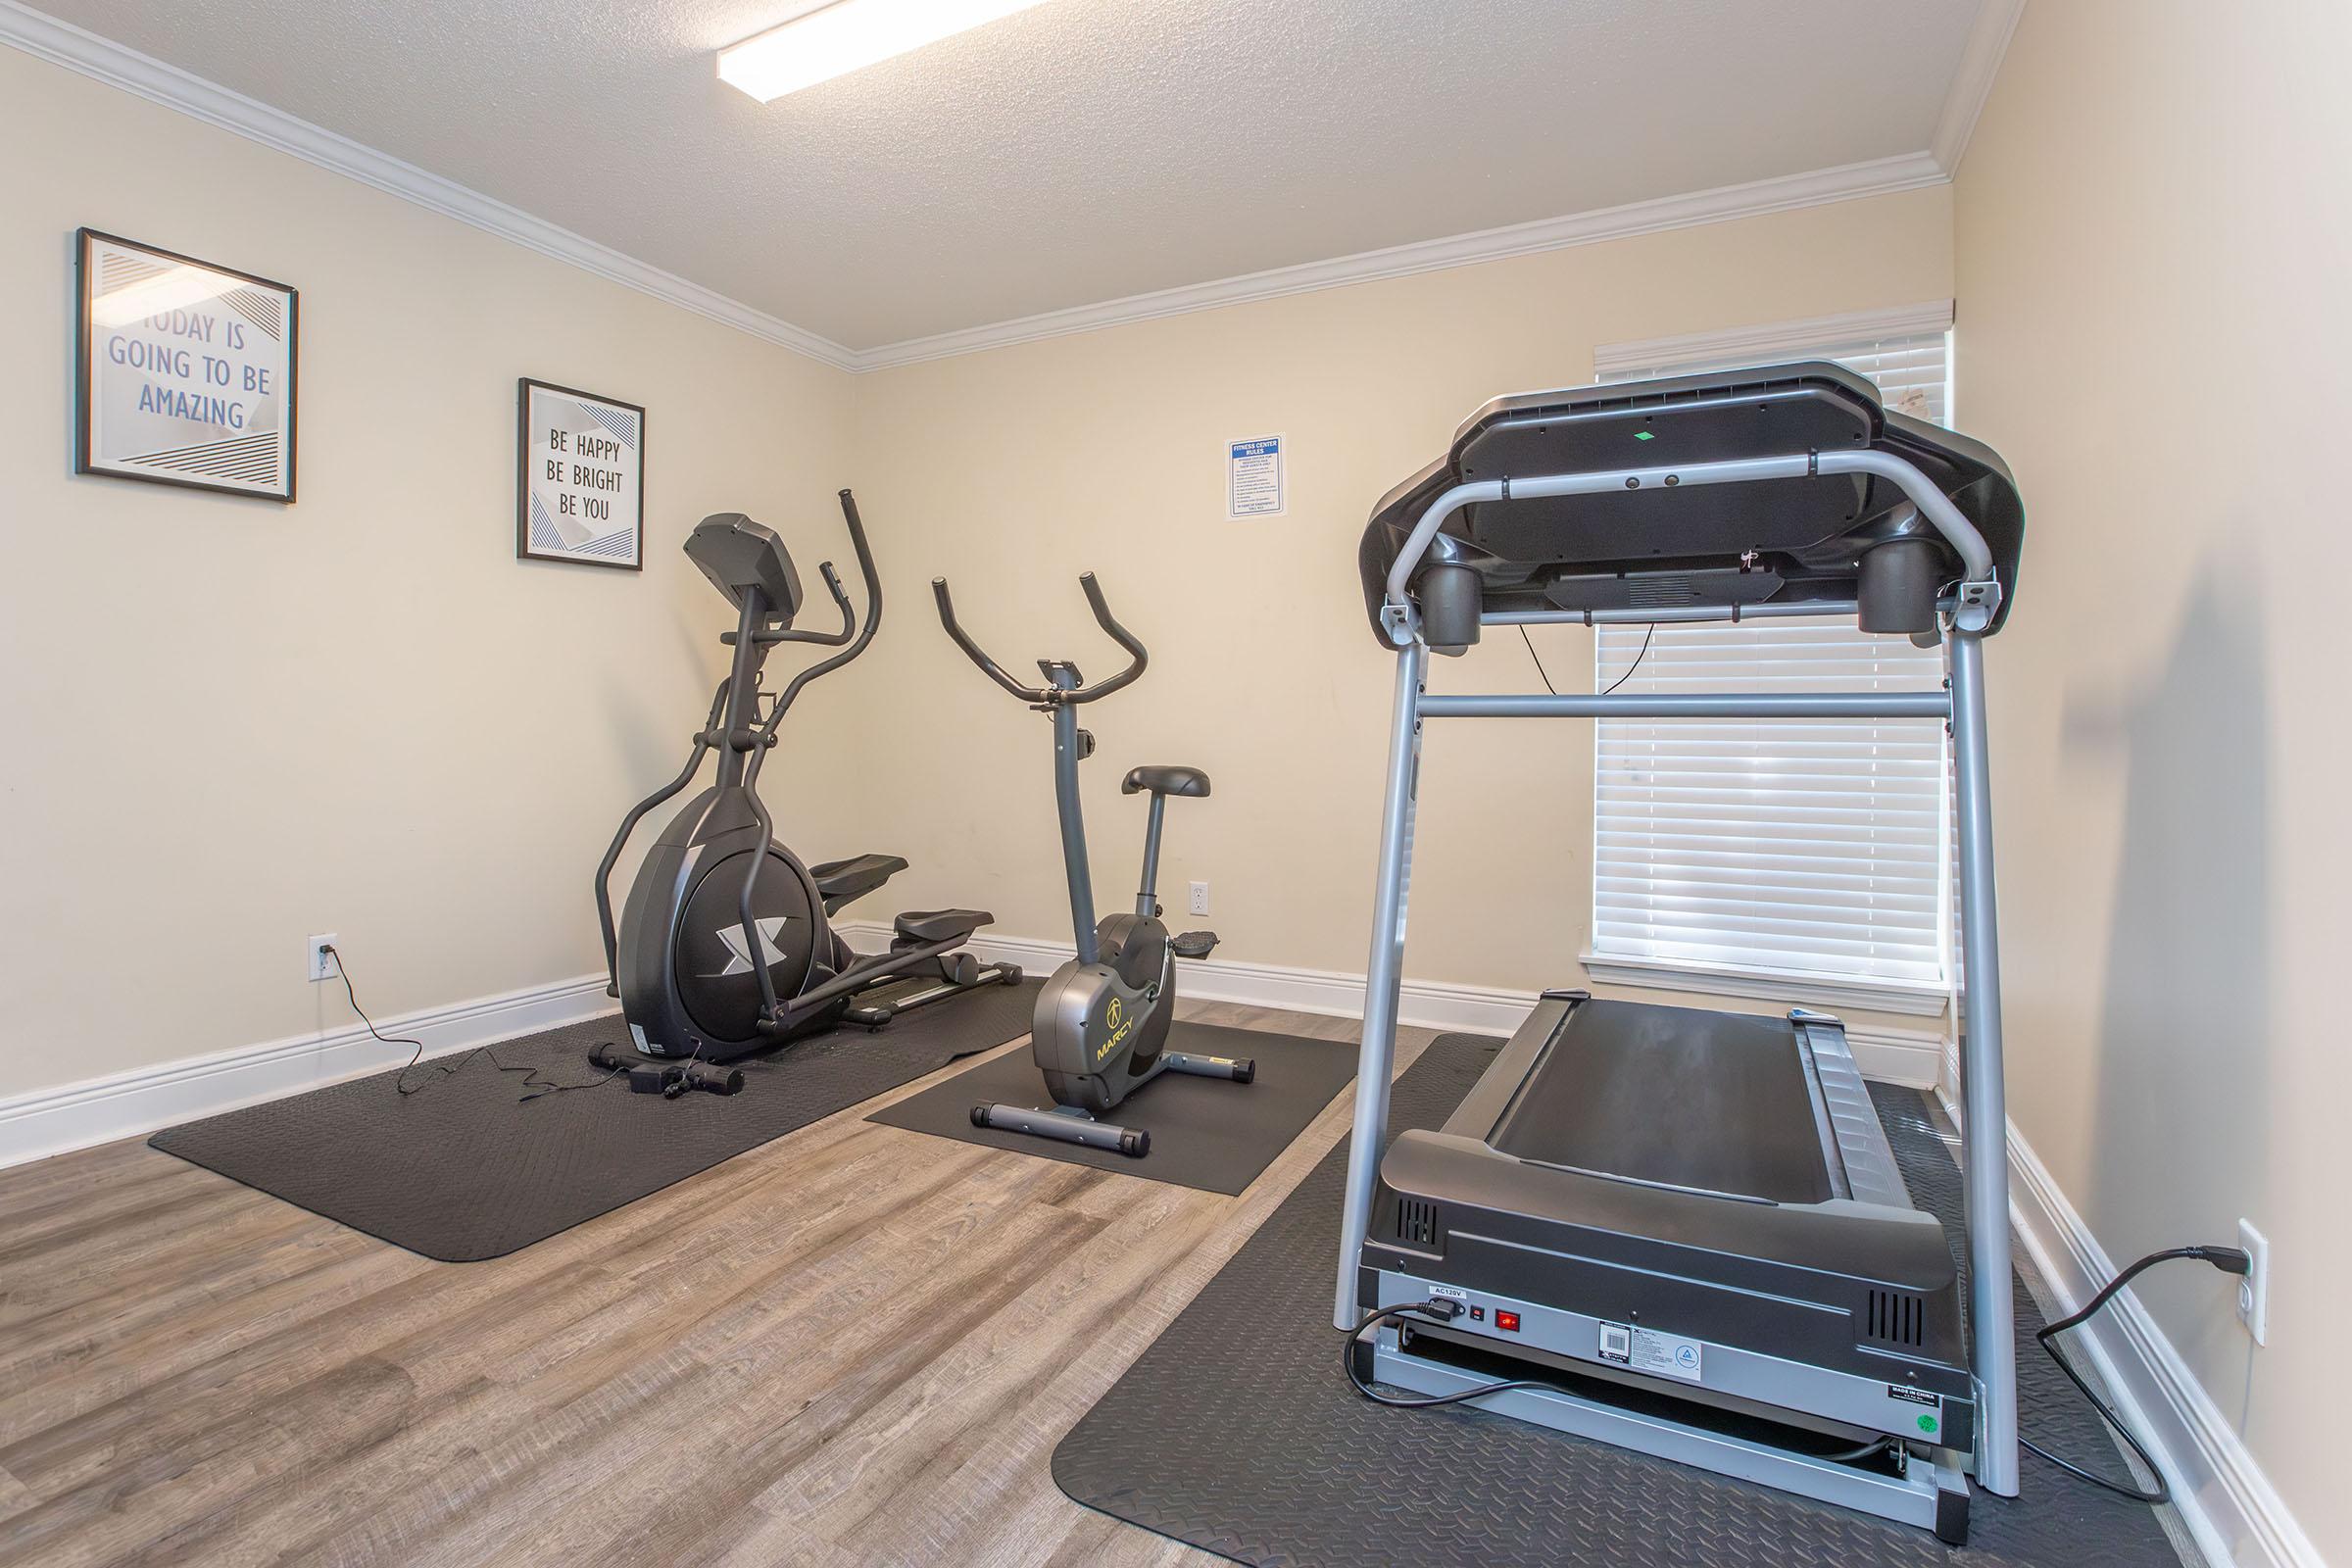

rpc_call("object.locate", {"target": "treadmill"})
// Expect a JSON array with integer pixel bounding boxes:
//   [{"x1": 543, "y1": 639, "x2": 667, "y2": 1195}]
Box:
[{"x1": 1333, "y1": 364, "x2": 2025, "y2": 1545}]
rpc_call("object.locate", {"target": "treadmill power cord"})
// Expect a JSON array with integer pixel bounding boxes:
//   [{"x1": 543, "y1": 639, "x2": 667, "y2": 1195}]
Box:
[
  {"x1": 1343, "y1": 1299, "x2": 1564, "y2": 1409},
  {"x1": 1516, "y1": 621, "x2": 1656, "y2": 700},
  {"x1": 2023, "y1": 1244, "x2": 2251, "y2": 1504},
  {"x1": 1598, "y1": 623, "x2": 1656, "y2": 696}
]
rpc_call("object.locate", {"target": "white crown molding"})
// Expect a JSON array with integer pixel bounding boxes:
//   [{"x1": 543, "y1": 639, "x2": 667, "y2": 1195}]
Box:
[
  {"x1": 852, "y1": 152, "x2": 1949, "y2": 370},
  {"x1": 6, "y1": 0, "x2": 1975, "y2": 375},
  {"x1": 0, "y1": 0, "x2": 860, "y2": 371},
  {"x1": 1932, "y1": 0, "x2": 2028, "y2": 174},
  {"x1": 1936, "y1": 1082, "x2": 2321, "y2": 1568}
]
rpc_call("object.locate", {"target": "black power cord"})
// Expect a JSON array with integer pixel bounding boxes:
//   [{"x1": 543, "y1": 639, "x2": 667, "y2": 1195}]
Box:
[
  {"x1": 1517, "y1": 625, "x2": 1560, "y2": 696},
  {"x1": 2023, "y1": 1244, "x2": 2251, "y2": 1503},
  {"x1": 1599, "y1": 623, "x2": 1656, "y2": 696},
  {"x1": 321, "y1": 944, "x2": 620, "y2": 1102},
  {"x1": 1517, "y1": 621, "x2": 1657, "y2": 698},
  {"x1": 1342, "y1": 1299, "x2": 1564, "y2": 1409}
]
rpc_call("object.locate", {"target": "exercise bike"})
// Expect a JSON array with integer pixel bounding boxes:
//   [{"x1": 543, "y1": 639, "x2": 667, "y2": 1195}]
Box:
[
  {"x1": 595, "y1": 490, "x2": 1020, "y2": 1067},
  {"x1": 934, "y1": 570, "x2": 1250, "y2": 1155}
]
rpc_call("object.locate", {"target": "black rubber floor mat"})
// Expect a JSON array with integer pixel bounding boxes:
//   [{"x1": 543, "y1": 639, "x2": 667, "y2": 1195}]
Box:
[
  {"x1": 149, "y1": 978, "x2": 1040, "y2": 1261},
  {"x1": 865, "y1": 1022, "x2": 1356, "y2": 1194},
  {"x1": 1054, "y1": 1033, "x2": 2183, "y2": 1567}
]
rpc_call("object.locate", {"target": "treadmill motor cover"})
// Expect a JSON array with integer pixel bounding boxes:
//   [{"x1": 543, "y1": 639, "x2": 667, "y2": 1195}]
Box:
[{"x1": 1356, "y1": 362, "x2": 2025, "y2": 644}]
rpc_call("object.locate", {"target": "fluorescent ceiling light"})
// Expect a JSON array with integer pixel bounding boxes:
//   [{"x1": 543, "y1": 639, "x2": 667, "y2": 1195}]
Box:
[{"x1": 718, "y1": 0, "x2": 1051, "y2": 103}]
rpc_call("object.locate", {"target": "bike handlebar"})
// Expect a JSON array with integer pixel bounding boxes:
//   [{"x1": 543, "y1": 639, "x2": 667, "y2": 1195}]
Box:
[{"x1": 932, "y1": 570, "x2": 1150, "y2": 705}]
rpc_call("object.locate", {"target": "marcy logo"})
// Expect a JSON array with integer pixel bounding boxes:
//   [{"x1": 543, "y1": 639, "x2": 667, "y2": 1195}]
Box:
[{"x1": 1095, "y1": 995, "x2": 1136, "y2": 1064}]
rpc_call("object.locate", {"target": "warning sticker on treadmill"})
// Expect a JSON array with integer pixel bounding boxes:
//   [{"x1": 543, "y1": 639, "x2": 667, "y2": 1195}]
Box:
[{"x1": 1599, "y1": 1321, "x2": 1703, "y2": 1382}]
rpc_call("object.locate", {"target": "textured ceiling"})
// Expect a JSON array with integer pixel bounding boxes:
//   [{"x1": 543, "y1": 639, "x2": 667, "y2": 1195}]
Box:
[{"x1": 30, "y1": 0, "x2": 1983, "y2": 351}]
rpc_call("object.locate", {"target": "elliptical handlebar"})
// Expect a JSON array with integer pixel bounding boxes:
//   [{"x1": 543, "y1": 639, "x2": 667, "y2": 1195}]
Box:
[
  {"x1": 756, "y1": 490, "x2": 883, "y2": 738},
  {"x1": 776, "y1": 559, "x2": 855, "y2": 647},
  {"x1": 932, "y1": 570, "x2": 1150, "y2": 706}
]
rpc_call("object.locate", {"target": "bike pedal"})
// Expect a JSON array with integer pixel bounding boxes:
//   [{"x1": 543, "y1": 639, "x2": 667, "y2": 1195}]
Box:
[{"x1": 1169, "y1": 931, "x2": 1219, "y2": 959}]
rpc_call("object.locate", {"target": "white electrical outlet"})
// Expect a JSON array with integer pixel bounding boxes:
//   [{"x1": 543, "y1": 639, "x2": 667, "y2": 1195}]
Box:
[
  {"x1": 308, "y1": 934, "x2": 340, "y2": 983},
  {"x1": 2237, "y1": 1219, "x2": 2269, "y2": 1346},
  {"x1": 1188, "y1": 880, "x2": 1210, "y2": 916}
]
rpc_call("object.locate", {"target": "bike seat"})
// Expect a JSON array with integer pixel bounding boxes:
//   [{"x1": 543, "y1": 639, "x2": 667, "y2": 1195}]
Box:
[
  {"x1": 894, "y1": 907, "x2": 989, "y2": 944},
  {"x1": 1121, "y1": 765, "x2": 1210, "y2": 798},
  {"x1": 809, "y1": 854, "x2": 908, "y2": 911}
]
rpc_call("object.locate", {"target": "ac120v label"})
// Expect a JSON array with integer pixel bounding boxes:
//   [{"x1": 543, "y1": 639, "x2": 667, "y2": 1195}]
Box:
[
  {"x1": 1887, "y1": 1384, "x2": 1937, "y2": 1406},
  {"x1": 1599, "y1": 1321, "x2": 1703, "y2": 1383}
]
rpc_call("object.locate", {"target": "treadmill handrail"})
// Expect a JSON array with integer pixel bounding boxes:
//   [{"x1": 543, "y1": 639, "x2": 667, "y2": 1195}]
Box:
[{"x1": 1377, "y1": 451, "x2": 1998, "y2": 644}]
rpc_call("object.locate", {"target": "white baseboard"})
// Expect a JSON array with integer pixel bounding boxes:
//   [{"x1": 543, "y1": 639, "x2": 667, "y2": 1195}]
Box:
[
  {"x1": 1936, "y1": 1084, "x2": 2319, "y2": 1568},
  {"x1": 869, "y1": 923, "x2": 1540, "y2": 1036},
  {"x1": 0, "y1": 927, "x2": 1934, "y2": 1170},
  {"x1": 856, "y1": 923, "x2": 1946, "y2": 1088},
  {"x1": 0, "y1": 972, "x2": 614, "y2": 1171},
  {"x1": 1838, "y1": 1024, "x2": 1946, "y2": 1090}
]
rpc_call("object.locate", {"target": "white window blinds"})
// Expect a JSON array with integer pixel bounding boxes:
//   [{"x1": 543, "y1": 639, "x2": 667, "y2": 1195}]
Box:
[{"x1": 1590, "y1": 305, "x2": 1954, "y2": 990}]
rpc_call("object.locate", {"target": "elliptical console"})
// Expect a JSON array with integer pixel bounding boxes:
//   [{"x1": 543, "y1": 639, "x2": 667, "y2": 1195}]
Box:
[{"x1": 934, "y1": 571, "x2": 1250, "y2": 1156}]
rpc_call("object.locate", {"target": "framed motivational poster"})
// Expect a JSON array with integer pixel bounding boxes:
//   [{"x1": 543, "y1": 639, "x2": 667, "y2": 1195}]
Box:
[
  {"x1": 75, "y1": 229, "x2": 298, "y2": 502},
  {"x1": 517, "y1": 378, "x2": 644, "y2": 568}
]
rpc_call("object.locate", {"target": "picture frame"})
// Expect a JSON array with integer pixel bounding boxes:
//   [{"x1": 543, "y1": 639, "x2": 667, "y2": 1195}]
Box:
[
  {"x1": 75, "y1": 228, "x2": 298, "y2": 503},
  {"x1": 516, "y1": 378, "x2": 645, "y2": 569}
]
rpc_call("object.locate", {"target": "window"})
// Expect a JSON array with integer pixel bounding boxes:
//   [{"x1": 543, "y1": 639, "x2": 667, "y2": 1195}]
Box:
[{"x1": 1585, "y1": 304, "x2": 1956, "y2": 1008}]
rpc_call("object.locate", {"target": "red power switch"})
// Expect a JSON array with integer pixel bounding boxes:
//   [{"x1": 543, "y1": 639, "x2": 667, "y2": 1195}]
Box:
[{"x1": 1495, "y1": 1310, "x2": 1522, "y2": 1333}]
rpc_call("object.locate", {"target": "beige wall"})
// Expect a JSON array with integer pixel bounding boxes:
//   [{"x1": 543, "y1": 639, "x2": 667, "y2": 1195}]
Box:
[
  {"x1": 1, "y1": 45, "x2": 1952, "y2": 1115},
  {"x1": 1956, "y1": 2, "x2": 2345, "y2": 1556},
  {"x1": 6, "y1": 11, "x2": 2330, "y2": 1549},
  {"x1": 838, "y1": 187, "x2": 1954, "y2": 1013},
  {"x1": 0, "y1": 48, "x2": 853, "y2": 1098}
]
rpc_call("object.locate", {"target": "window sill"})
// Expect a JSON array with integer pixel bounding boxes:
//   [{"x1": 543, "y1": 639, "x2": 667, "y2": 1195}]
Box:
[{"x1": 1577, "y1": 951, "x2": 1952, "y2": 1018}]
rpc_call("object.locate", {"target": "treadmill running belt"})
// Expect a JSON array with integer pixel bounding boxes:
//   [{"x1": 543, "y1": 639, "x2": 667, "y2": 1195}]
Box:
[{"x1": 1487, "y1": 1000, "x2": 1834, "y2": 1203}]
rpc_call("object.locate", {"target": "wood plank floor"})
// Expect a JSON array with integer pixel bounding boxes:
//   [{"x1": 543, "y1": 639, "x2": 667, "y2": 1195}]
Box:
[{"x1": 0, "y1": 1002, "x2": 1438, "y2": 1568}]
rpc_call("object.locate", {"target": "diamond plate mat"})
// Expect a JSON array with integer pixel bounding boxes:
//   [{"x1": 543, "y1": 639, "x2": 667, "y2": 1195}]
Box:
[{"x1": 1054, "y1": 1033, "x2": 2186, "y2": 1567}]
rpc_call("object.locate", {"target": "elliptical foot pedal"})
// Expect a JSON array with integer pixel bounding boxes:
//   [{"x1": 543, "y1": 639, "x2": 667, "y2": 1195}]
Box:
[
  {"x1": 893, "y1": 907, "x2": 989, "y2": 944},
  {"x1": 1169, "y1": 930, "x2": 1219, "y2": 959}
]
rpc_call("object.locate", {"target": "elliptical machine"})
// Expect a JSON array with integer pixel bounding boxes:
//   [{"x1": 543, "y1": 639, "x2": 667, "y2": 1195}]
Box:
[
  {"x1": 934, "y1": 571, "x2": 1250, "y2": 1156},
  {"x1": 596, "y1": 491, "x2": 1019, "y2": 1067}
]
